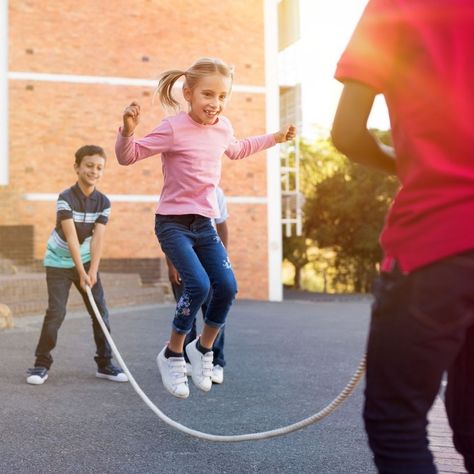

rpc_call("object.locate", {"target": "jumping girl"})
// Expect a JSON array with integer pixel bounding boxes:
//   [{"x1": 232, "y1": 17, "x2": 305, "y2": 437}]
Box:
[{"x1": 115, "y1": 57, "x2": 296, "y2": 399}]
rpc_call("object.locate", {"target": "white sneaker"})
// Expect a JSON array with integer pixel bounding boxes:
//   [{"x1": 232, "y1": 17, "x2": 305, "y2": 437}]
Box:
[
  {"x1": 96, "y1": 364, "x2": 129, "y2": 382},
  {"x1": 156, "y1": 346, "x2": 189, "y2": 399},
  {"x1": 185, "y1": 339, "x2": 213, "y2": 392},
  {"x1": 186, "y1": 363, "x2": 192, "y2": 376},
  {"x1": 211, "y1": 365, "x2": 224, "y2": 384},
  {"x1": 26, "y1": 367, "x2": 48, "y2": 385}
]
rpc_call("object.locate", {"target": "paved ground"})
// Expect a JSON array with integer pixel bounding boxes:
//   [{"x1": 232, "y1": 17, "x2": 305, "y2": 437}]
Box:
[
  {"x1": 429, "y1": 397, "x2": 467, "y2": 474},
  {"x1": 0, "y1": 296, "x2": 467, "y2": 473}
]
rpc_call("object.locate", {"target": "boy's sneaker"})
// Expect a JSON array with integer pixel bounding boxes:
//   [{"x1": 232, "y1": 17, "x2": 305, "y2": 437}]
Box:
[
  {"x1": 96, "y1": 364, "x2": 128, "y2": 382},
  {"x1": 211, "y1": 365, "x2": 224, "y2": 384},
  {"x1": 26, "y1": 367, "x2": 48, "y2": 385},
  {"x1": 185, "y1": 339, "x2": 213, "y2": 392},
  {"x1": 186, "y1": 362, "x2": 192, "y2": 377},
  {"x1": 156, "y1": 346, "x2": 189, "y2": 399}
]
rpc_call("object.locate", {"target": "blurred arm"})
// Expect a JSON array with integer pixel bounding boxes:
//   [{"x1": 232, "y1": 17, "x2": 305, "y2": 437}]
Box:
[{"x1": 331, "y1": 81, "x2": 396, "y2": 175}]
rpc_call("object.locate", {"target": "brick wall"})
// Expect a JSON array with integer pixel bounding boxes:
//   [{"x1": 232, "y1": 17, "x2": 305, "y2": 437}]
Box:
[
  {"x1": 10, "y1": 1, "x2": 266, "y2": 85},
  {"x1": 5, "y1": 0, "x2": 272, "y2": 300},
  {"x1": 0, "y1": 225, "x2": 34, "y2": 264},
  {"x1": 0, "y1": 186, "x2": 20, "y2": 225}
]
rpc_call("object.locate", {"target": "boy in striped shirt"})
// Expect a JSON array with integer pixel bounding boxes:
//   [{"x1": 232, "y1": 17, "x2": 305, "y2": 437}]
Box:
[{"x1": 26, "y1": 145, "x2": 127, "y2": 385}]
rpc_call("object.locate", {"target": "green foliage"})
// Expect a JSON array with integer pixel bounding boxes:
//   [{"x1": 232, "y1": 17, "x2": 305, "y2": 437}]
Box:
[
  {"x1": 282, "y1": 234, "x2": 310, "y2": 289},
  {"x1": 304, "y1": 148, "x2": 399, "y2": 292},
  {"x1": 282, "y1": 132, "x2": 399, "y2": 293},
  {"x1": 299, "y1": 138, "x2": 346, "y2": 192}
]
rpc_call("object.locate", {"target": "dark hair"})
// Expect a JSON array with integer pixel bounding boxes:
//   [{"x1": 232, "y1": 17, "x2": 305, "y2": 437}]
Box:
[{"x1": 74, "y1": 145, "x2": 106, "y2": 166}]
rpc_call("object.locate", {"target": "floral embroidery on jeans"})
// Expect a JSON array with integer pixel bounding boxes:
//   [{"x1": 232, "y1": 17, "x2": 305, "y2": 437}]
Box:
[
  {"x1": 223, "y1": 257, "x2": 232, "y2": 269},
  {"x1": 176, "y1": 292, "x2": 191, "y2": 317}
]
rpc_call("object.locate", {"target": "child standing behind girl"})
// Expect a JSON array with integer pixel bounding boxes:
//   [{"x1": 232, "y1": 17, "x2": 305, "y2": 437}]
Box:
[{"x1": 115, "y1": 57, "x2": 295, "y2": 399}]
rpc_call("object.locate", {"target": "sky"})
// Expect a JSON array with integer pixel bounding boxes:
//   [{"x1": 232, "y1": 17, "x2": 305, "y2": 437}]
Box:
[{"x1": 295, "y1": 0, "x2": 390, "y2": 135}]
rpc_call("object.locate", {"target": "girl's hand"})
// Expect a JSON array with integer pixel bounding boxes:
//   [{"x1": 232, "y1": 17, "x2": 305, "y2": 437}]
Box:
[
  {"x1": 274, "y1": 124, "x2": 297, "y2": 143},
  {"x1": 122, "y1": 101, "x2": 141, "y2": 136}
]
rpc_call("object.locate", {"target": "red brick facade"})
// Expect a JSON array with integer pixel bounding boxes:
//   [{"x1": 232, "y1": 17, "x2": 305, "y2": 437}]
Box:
[{"x1": 4, "y1": 0, "x2": 277, "y2": 299}]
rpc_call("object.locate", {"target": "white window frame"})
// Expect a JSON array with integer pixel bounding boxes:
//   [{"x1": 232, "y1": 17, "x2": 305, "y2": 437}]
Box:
[
  {"x1": 0, "y1": 0, "x2": 8, "y2": 185},
  {"x1": 265, "y1": 0, "x2": 283, "y2": 301}
]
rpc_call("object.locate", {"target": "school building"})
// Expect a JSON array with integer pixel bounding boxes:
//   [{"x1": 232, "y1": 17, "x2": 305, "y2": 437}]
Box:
[{"x1": 1, "y1": 0, "x2": 301, "y2": 301}]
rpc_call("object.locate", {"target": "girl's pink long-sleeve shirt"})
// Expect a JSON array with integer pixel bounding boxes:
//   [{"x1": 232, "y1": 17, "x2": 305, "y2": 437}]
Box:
[{"x1": 116, "y1": 111, "x2": 276, "y2": 218}]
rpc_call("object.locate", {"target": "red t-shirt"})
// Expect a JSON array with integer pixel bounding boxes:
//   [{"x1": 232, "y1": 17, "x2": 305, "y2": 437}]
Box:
[{"x1": 335, "y1": 0, "x2": 474, "y2": 272}]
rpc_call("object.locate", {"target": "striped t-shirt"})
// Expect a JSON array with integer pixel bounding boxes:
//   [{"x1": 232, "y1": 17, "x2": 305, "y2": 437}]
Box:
[{"x1": 44, "y1": 183, "x2": 111, "y2": 268}]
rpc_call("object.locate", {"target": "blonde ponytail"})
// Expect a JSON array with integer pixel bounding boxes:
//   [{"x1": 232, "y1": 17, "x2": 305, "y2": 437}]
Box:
[{"x1": 155, "y1": 70, "x2": 186, "y2": 111}]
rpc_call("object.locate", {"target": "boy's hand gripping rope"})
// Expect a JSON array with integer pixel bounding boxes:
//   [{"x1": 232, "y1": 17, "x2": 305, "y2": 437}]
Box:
[{"x1": 86, "y1": 285, "x2": 366, "y2": 442}]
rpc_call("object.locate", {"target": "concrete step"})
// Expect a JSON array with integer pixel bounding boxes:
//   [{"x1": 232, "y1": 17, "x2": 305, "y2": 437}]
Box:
[
  {"x1": 0, "y1": 272, "x2": 173, "y2": 317},
  {"x1": 0, "y1": 272, "x2": 142, "y2": 300}
]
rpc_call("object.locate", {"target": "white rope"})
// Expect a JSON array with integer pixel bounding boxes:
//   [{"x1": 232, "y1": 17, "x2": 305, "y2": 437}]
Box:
[{"x1": 86, "y1": 286, "x2": 366, "y2": 442}]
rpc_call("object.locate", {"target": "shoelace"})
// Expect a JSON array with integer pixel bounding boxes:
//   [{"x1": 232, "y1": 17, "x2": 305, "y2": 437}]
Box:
[
  {"x1": 101, "y1": 365, "x2": 122, "y2": 375},
  {"x1": 167, "y1": 358, "x2": 187, "y2": 386},
  {"x1": 27, "y1": 367, "x2": 47, "y2": 376},
  {"x1": 201, "y1": 352, "x2": 213, "y2": 377}
]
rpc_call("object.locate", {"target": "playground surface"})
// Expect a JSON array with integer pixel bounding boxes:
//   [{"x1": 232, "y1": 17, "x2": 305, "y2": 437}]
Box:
[{"x1": 0, "y1": 295, "x2": 466, "y2": 473}]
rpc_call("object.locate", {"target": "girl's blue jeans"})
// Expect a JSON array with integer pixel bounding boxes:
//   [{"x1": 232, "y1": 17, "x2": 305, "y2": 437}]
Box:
[
  {"x1": 155, "y1": 214, "x2": 237, "y2": 336},
  {"x1": 172, "y1": 282, "x2": 226, "y2": 367}
]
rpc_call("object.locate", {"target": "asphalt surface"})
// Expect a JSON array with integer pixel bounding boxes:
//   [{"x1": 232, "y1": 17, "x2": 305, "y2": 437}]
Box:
[{"x1": 1, "y1": 297, "x2": 374, "y2": 474}]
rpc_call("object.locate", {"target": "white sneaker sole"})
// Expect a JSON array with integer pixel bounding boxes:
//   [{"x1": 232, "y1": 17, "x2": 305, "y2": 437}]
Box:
[
  {"x1": 26, "y1": 374, "x2": 48, "y2": 385},
  {"x1": 95, "y1": 372, "x2": 129, "y2": 382}
]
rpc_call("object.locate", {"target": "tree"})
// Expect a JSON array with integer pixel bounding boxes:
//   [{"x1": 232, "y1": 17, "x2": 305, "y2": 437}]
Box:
[
  {"x1": 282, "y1": 132, "x2": 398, "y2": 292},
  {"x1": 281, "y1": 138, "x2": 343, "y2": 289},
  {"x1": 282, "y1": 234, "x2": 311, "y2": 289},
  {"x1": 304, "y1": 159, "x2": 399, "y2": 292}
]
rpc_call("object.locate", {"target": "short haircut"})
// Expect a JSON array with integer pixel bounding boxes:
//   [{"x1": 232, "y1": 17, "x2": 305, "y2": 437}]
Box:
[{"x1": 74, "y1": 145, "x2": 106, "y2": 166}]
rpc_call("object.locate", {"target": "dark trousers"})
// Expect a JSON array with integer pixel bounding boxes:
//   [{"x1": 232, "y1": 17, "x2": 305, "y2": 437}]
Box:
[
  {"x1": 365, "y1": 253, "x2": 474, "y2": 473},
  {"x1": 171, "y1": 282, "x2": 226, "y2": 367},
  {"x1": 34, "y1": 264, "x2": 112, "y2": 370}
]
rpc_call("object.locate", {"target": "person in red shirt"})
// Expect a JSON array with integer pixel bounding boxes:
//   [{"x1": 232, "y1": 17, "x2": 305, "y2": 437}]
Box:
[{"x1": 332, "y1": 1, "x2": 474, "y2": 472}]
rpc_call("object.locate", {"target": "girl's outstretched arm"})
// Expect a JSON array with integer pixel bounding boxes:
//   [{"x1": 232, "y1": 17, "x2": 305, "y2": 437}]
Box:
[{"x1": 225, "y1": 123, "x2": 296, "y2": 160}]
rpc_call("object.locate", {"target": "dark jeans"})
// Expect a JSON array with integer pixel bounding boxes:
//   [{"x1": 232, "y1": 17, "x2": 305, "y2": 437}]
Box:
[
  {"x1": 34, "y1": 264, "x2": 112, "y2": 370},
  {"x1": 365, "y1": 253, "x2": 474, "y2": 473},
  {"x1": 155, "y1": 213, "x2": 237, "y2": 336},
  {"x1": 171, "y1": 282, "x2": 226, "y2": 367}
]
